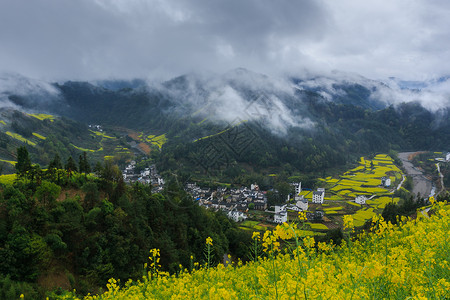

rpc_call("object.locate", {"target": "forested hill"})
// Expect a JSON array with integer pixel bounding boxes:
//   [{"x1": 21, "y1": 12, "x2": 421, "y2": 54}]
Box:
[
  {"x1": 1, "y1": 70, "x2": 450, "y2": 178},
  {"x1": 0, "y1": 162, "x2": 250, "y2": 298}
]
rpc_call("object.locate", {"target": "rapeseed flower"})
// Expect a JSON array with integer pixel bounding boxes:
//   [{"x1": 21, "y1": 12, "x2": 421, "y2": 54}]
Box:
[{"x1": 55, "y1": 201, "x2": 450, "y2": 300}]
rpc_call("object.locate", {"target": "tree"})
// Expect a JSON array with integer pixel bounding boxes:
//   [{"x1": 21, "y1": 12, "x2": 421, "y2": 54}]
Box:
[
  {"x1": 65, "y1": 156, "x2": 78, "y2": 173},
  {"x1": 48, "y1": 154, "x2": 63, "y2": 170},
  {"x1": 34, "y1": 181, "x2": 61, "y2": 208},
  {"x1": 79, "y1": 152, "x2": 91, "y2": 176},
  {"x1": 101, "y1": 160, "x2": 122, "y2": 183},
  {"x1": 15, "y1": 146, "x2": 32, "y2": 176},
  {"x1": 94, "y1": 161, "x2": 103, "y2": 176},
  {"x1": 82, "y1": 182, "x2": 100, "y2": 211}
]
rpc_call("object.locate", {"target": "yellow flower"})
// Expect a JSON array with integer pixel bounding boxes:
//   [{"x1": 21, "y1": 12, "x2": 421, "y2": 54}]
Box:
[
  {"x1": 303, "y1": 236, "x2": 315, "y2": 249},
  {"x1": 206, "y1": 236, "x2": 213, "y2": 246},
  {"x1": 429, "y1": 196, "x2": 435, "y2": 205},
  {"x1": 298, "y1": 211, "x2": 307, "y2": 221},
  {"x1": 252, "y1": 231, "x2": 260, "y2": 241},
  {"x1": 343, "y1": 215, "x2": 354, "y2": 230}
]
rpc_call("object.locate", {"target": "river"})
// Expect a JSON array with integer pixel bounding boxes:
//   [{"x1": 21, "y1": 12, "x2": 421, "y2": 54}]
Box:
[{"x1": 398, "y1": 152, "x2": 433, "y2": 199}]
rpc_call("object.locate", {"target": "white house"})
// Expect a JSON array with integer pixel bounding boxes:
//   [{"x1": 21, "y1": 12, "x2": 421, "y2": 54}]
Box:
[
  {"x1": 142, "y1": 168, "x2": 150, "y2": 177},
  {"x1": 312, "y1": 189, "x2": 325, "y2": 204},
  {"x1": 274, "y1": 205, "x2": 287, "y2": 213},
  {"x1": 355, "y1": 195, "x2": 367, "y2": 205},
  {"x1": 274, "y1": 205, "x2": 288, "y2": 223},
  {"x1": 251, "y1": 183, "x2": 259, "y2": 191},
  {"x1": 296, "y1": 196, "x2": 309, "y2": 211},
  {"x1": 227, "y1": 210, "x2": 247, "y2": 222},
  {"x1": 381, "y1": 177, "x2": 391, "y2": 187},
  {"x1": 274, "y1": 211, "x2": 287, "y2": 223},
  {"x1": 446, "y1": 152, "x2": 450, "y2": 162}
]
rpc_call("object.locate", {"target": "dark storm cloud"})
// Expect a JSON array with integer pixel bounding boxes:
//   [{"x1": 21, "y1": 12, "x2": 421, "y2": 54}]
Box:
[
  {"x1": 0, "y1": 0, "x2": 326, "y2": 80},
  {"x1": 0, "y1": 0, "x2": 450, "y2": 82}
]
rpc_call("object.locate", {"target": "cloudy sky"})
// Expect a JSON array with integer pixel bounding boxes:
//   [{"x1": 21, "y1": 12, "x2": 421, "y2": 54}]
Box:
[{"x1": 1, "y1": 0, "x2": 450, "y2": 81}]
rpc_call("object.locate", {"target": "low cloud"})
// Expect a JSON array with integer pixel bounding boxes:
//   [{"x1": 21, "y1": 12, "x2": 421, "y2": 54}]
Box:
[
  {"x1": 157, "y1": 69, "x2": 315, "y2": 135},
  {"x1": 0, "y1": 72, "x2": 60, "y2": 109}
]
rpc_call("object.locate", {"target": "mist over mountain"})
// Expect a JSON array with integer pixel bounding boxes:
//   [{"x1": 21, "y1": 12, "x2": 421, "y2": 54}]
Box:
[
  {"x1": 1, "y1": 68, "x2": 449, "y2": 176},
  {"x1": 3, "y1": 68, "x2": 450, "y2": 123}
]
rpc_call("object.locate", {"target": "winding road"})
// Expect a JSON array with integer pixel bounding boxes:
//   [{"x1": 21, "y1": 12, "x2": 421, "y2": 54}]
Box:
[{"x1": 398, "y1": 152, "x2": 433, "y2": 198}]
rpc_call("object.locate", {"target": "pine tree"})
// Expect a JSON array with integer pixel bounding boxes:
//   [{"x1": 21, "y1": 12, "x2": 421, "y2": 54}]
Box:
[
  {"x1": 78, "y1": 152, "x2": 91, "y2": 175},
  {"x1": 83, "y1": 152, "x2": 91, "y2": 174},
  {"x1": 15, "y1": 146, "x2": 32, "y2": 176},
  {"x1": 48, "y1": 154, "x2": 63, "y2": 170},
  {"x1": 65, "y1": 156, "x2": 78, "y2": 173},
  {"x1": 79, "y1": 154, "x2": 84, "y2": 173}
]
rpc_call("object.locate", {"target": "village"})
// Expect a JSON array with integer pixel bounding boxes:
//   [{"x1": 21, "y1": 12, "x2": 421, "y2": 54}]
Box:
[
  {"x1": 122, "y1": 161, "x2": 165, "y2": 193},
  {"x1": 120, "y1": 153, "x2": 409, "y2": 227}
]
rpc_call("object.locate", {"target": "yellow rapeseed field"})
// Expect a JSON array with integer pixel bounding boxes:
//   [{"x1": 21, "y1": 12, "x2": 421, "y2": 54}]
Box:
[{"x1": 55, "y1": 202, "x2": 450, "y2": 300}]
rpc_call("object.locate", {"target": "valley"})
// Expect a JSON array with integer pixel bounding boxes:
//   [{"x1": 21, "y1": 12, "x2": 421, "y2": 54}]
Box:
[{"x1": 0, "y1": 71, "x2": 449, "y2": 299}]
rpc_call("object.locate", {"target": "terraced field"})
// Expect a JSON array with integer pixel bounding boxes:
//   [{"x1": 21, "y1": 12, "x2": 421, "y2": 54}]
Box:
[{"x1": 315, "y1": 154, "x2": 403, "y2": 227}]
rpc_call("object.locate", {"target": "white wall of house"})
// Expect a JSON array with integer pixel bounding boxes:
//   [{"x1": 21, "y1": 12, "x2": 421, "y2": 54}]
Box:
[
  {"x1": 275, "y1": 205, "x2": 286, "y2": 213},
  {"x1": 274, "y1": 212, "x2": 287, "y2": 223},
  {"x1": 355, "y1": 195, "x2": 366, "y2": 205},
  {"x1": 296, "y1": 199, "x2": 308, "y2": 211},
  {"x1": 312, "y1": 191, "x2": 324, "y2": 204}
]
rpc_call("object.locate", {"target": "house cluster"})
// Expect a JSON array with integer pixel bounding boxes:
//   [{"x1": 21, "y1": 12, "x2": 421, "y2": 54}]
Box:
[
  {"x1": 272, "y1": 182, "x2": 310, "y2": 224},
  {"x1": 185, "y1": 183, "x2": 268, "y2": 221},
  {"x1": 122, "y1": 162, "x2": 165, "y2": 192},
  {"x1": 88, "y1": 124, "x2": 103, "y2": 132}
]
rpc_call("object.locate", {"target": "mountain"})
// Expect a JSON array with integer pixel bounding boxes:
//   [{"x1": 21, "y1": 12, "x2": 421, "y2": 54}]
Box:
[
  {"x1": 1, "y1": 69, "x2": 450, "y2": 179},
  {"x1": 0, "y1": 108, "x2": 137, "y2": 174}
]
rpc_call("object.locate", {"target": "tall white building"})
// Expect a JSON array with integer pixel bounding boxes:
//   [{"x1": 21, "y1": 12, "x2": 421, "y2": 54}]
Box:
[
  {"x1": 312, "y1": 189, "x2": 325, "y2": 204},
  {"x1": 291, "y1": 182, "x2": 302, "y2": 194}
]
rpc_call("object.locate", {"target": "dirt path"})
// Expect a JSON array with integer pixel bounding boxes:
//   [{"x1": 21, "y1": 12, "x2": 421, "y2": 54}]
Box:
[{"x1": 398, "y1": 152, "x2": 433, "y2": 198}]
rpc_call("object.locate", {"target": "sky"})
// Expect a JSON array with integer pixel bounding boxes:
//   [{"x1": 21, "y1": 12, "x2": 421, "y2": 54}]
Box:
[{"x1": 1, "y1": 0, "x2": 450, "y2": 81}]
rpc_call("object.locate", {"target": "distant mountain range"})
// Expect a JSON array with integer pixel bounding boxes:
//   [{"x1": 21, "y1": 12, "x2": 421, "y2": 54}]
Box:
[{"x1": 1, "y1": 69, "x2": 449, "y2": 177}]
